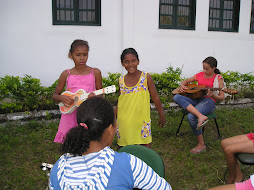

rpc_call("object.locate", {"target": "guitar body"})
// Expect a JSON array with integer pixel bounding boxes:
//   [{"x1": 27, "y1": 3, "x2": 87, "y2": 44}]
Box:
[
  {"x1": 58, "y1": 85, "x2": 116, "y2": 114},
  {"x1": 59, "y1": 89, "x2": 88, "y2": 114},
  {"x1": 172, "y1": 84, "x2": 208, "y2": 99}
]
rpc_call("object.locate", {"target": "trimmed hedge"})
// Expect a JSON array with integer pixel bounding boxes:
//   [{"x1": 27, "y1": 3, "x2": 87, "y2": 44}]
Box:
[{"x1": 0, "y1": 68, "x2": 253, "y2": 113}]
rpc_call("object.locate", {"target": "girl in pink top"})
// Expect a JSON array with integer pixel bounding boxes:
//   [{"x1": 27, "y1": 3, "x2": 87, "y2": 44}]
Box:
[
  {"x1": 173, "y1": 57, "x2": 225, "y2": 154},
  {"x1": 52, "y1": 39, "x2": 102, "y2": 143}
]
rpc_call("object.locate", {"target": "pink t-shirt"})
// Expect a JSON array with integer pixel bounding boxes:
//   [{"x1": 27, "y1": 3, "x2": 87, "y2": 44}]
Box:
[{"x1": 194, "y1": 72, "x2": 222, "y2": 102}]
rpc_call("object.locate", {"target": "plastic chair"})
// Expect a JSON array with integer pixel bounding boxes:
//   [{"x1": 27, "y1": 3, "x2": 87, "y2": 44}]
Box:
[
  {"x1": 175, "y1": 109, "x2": 221, "y2": 139},
  {"x1": 224, "y1": 153, "x2": 254, "y2": 181},
  {"x1": 118, "y1": 145, "x2": 165, "y2": 178}
]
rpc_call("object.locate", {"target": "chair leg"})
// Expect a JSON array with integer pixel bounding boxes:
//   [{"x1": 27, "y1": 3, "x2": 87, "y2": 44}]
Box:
[
  {"x1": 224, "y1": 165, "x2": 251, "y2": 183},
  {"x1": 176, "y1": 113, "x2": 186, "y2": 136},
  {"x1": 242, "y1": 165, "x2": 251, "y2": 180},
  {"x1": 213, "y1": 118, "x2": 221, "y2": 139},
  {"x1": 223, "y1": 167, "x2": 228, "y2": 182},
  {"x1": 202, "y1": 125, "x2": 205, "y2": 134}
]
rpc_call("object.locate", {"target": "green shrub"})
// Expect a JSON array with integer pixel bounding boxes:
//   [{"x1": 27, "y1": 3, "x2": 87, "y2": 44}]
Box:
[
  {"x1": 0, "y1": 69, "x2": 253, "y2": 113},
  {"x1": 151, "y1": 66, "x2": 183, "y2": 103},
  {"x1": 102, "y1": 73, "x2": 121, "y2": 106},
  {"x1": 0, "y1": 75, "x2": 57, "y2": 113},
  {"x1": 221, "y1": 71, "x2": 254, "y2": 98}
]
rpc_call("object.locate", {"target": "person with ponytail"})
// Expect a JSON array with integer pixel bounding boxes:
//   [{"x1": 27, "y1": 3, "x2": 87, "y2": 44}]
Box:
[
  {"x1": 173, "y1": 56, "x2": 225, "y2": 154},
  {"x1": 49, "y1": 97, "x2": 172, "y2": 190}
]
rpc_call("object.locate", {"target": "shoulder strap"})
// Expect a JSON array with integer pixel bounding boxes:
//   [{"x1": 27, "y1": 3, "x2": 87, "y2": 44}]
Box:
[
  {"x1": 66, "y1": 69, "x2": 71, "y2": 77},
  {"x1": 142, "y1": 72, "x2": 148, "y2": 86},
  {"x1": 90, "y1": 68, "x2": 95, "y2": 76},
  {"x1": 66, "y1": 69, "x2": 71, "y2": 88}
]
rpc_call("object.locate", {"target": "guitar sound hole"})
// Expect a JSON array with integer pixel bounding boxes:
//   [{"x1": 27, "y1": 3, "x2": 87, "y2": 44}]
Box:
[{"x1": 74, "y1": 96, "x2": 79, "y2": 103}]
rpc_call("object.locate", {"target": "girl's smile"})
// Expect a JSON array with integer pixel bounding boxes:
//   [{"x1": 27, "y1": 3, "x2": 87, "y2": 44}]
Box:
[{"x1": 122, "y1": 53, "x2": 139, "y2": 74}]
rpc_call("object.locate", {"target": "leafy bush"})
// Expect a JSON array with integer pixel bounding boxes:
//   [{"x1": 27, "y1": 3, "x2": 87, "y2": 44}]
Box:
[
  {"x1": 221, "y1": 71, "x2": 254, "y2": 98},
  {"x1": 0, "y1": 69, "x2": 253, "y2": 113},
  {"x1": 151, "y1": 66, "x2": 183, "y2": 104},
  {"x1": 0, "y1": 75, "x2": 57, "y2": 113},
  {"x1": 102, "y1": 73, "x2": 121, "y2": 105},
  {"x1": 102, "y1": 72, "x2": 121, "y2": 90}
]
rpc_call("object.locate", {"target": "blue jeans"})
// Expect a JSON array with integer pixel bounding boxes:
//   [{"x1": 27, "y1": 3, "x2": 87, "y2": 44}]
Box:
[{"x1": 173, "y1": 94, "x2": 215, "y2": 136}]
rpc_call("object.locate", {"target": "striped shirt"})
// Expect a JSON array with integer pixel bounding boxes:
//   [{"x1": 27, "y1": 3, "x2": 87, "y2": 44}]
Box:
[{"x1": 49, "y1": 146, "x2": 172, "y2": 190}]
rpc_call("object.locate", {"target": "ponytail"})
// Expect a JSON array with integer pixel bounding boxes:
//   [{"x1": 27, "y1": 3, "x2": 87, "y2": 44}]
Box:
[
  {"x1": 214, "y1": 68, "x2": 221, "y2": 74},
  {"x1": 61, "y1": 97, "x2": 115, "y2": 156},
  {"x1": 61, "y1": 125, "x2": 90, "y2": 156}
]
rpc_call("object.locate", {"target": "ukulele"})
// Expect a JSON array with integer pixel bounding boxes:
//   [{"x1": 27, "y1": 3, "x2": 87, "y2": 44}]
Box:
[
  {"x1": 172, "y1": 83, "x2": 238, "y2": 99},
  {"x1": 58, "y1": 85, "x2": 116, "y2": 114}
]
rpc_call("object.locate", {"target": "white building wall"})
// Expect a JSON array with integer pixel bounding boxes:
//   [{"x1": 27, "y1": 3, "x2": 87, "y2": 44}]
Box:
[
  {"x1": 1, "y1": 0, "x2": 254, "y2": 87},
  {"x1": 128, "y1": 0, "x2": 254, "y2": 78},
  {"x1": 0, "y1": 0, "x2": 123, "y2": 86}
]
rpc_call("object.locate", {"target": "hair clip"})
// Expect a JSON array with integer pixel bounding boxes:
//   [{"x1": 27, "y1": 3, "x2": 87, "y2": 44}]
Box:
[
  {"x1": 93, "y1": 118, "x2": 103, "y2": 124},
  {"x1": 80, "y1": 123, "x2": 88, "y2": 129}
]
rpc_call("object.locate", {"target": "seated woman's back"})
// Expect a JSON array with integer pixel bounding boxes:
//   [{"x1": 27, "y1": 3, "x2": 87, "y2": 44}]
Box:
[{"x1": 49, "y1": 97, "x2": 171, "y2": 190}]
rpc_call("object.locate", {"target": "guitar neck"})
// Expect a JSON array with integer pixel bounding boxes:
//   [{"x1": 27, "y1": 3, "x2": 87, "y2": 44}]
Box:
[
  {"x1": 194, "y1": 87, "x2": 222, "y2": 91},
  {"x1": 80, "y1": 88, "x2": 105, "y2": 101},
  {"x1": 93, "y1": 88, "x2": 105, "y2": 96}
]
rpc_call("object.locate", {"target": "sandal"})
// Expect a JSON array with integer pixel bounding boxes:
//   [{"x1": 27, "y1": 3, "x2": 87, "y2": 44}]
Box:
[
  {"x1": 196, "y1": 119, "x2": 209, "y2": 131},
  {"x1": 190, "y1": 147, "x2": 206, "y2": 154}
]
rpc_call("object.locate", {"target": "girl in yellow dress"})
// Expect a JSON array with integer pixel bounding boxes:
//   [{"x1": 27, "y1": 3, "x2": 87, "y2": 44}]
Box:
[{"x1": 116, "y1": 48, "x2": 165, "y2": 149}]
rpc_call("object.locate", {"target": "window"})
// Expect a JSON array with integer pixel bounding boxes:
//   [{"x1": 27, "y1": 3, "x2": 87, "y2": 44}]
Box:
[
  {"x1": 52, "y1": 0, "x2": 101, "y2": 26},
  {"x1": 251, "y1": 0, "x2": 254, "y2": 33},
  {"x1": 208, "y1": 0, "x2": 240, "y2": 32},
  {"x1": 159, "y1": 0, "x2": 196, "y2": 30}
]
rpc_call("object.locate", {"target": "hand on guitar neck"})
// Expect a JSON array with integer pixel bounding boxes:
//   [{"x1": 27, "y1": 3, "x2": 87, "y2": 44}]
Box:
[{"x1": 172, "y1": 83, "x2": 238, "y2": 99}]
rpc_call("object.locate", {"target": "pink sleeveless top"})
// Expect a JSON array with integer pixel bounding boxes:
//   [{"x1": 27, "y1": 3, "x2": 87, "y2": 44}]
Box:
[
  {"x1": 195, "y1": 72, "x2": 222, "y2": 102},
  {"x1": 66, "y1": 69, "x2": 96, "y2": 93},
  {"x1": 54, "y1": 68, "x2": 96, "y2": 143}
]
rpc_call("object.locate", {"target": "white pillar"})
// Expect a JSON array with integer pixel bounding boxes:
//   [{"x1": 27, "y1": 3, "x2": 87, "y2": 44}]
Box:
[
  {"x1": 238, "y1": 0, "x2": 252, "y2": 35},
  {"x1": 121, "y1": 0, "x2": 134, "y2": 49}
]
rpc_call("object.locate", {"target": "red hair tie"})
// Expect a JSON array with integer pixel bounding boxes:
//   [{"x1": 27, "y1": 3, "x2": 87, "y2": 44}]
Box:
[{"x1": 80, "y1": 123, "x2": 88, "y2": 129}]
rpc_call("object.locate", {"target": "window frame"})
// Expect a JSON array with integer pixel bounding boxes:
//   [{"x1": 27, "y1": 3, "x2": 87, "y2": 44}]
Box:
[
  {"x1": 208, "y1": 0, "x2": 240, "y2": 32},
  {"x1": 159, "y1": 0, "x2": 196, "y2": 30},
  {"x1": 250, "y1": 0, "x2": 254, "y2": 33},
  {"x1": 52, "y1": 0, "x2": 101, "y2": 26}
]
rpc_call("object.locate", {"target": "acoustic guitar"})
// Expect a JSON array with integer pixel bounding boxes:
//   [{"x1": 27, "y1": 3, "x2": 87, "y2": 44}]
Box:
[
  {"x1": 172, "y1": 83, "x2": 238, "y2": 99},
  {"x1": 58, "y1": 85, "x2": 116, "y2": 114}
]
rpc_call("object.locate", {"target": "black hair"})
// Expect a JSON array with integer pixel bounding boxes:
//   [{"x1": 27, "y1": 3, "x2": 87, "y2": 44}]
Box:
[
  {"x1": 61, "y1": 97, "x2": 115, "y2": 156},
  {"x1": 120, "y1": 48, "x2": 139, "y2": 63},
  {"x1": 69, "y1": 39, "x2": 89, "y2": 54},
  {"x1": 203, "y1": 56, "x2": 220, "y2": 74}
]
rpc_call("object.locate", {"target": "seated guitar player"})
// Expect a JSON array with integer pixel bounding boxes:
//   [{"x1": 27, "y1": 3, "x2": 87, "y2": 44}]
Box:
[{"x1": 173, "y1": 56, "x2": 225, "y2": 154}]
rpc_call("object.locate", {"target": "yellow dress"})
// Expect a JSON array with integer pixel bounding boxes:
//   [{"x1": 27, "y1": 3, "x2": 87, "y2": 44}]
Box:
[{"x1": 117, "y1": 72, "x2": 151, "y2": 146}]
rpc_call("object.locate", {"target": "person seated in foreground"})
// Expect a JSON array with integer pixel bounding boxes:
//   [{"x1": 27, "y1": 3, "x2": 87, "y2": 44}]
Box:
[
  {"x1": 48, "y1": 97, "x2": 172, "y2": 190},
  {"x1": 208, "y1": 174, "x2": 254, "y2": 190},
  {"x1": 221, "y1": 133, "x2": 254, "y2": 184}
]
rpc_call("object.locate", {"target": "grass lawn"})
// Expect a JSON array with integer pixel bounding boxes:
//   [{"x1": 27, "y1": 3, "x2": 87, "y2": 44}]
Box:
[{"x1": 0, "y1": 106, "x2": 254, "y2": 190}]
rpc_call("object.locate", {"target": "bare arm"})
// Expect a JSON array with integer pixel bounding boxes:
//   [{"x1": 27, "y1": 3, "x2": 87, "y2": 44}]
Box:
[
  {"x1": 115, "y1": 80, "x2": 120, "y2": 119},
  {"x1": 147, "y1": 73, "x2": 165, "y2": 128},
  {"x1": 94, "y1": 68, "x2": 103, "y2": 90},
  {"x1": 179, "y1": 76, "x2": 196, "y2": 92},
  {"x1": 115, "y1": 104, "x2": 118, "y2": 119},
  {"x1": 52, "y1": 70, "x2": 74, "y2": 106},
  {"x1": 208, "y1": 184, "x2": 235, "y2": 190},
  {"x1": 88, "y1": 68, "x2": 103, "y2": 98}
]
